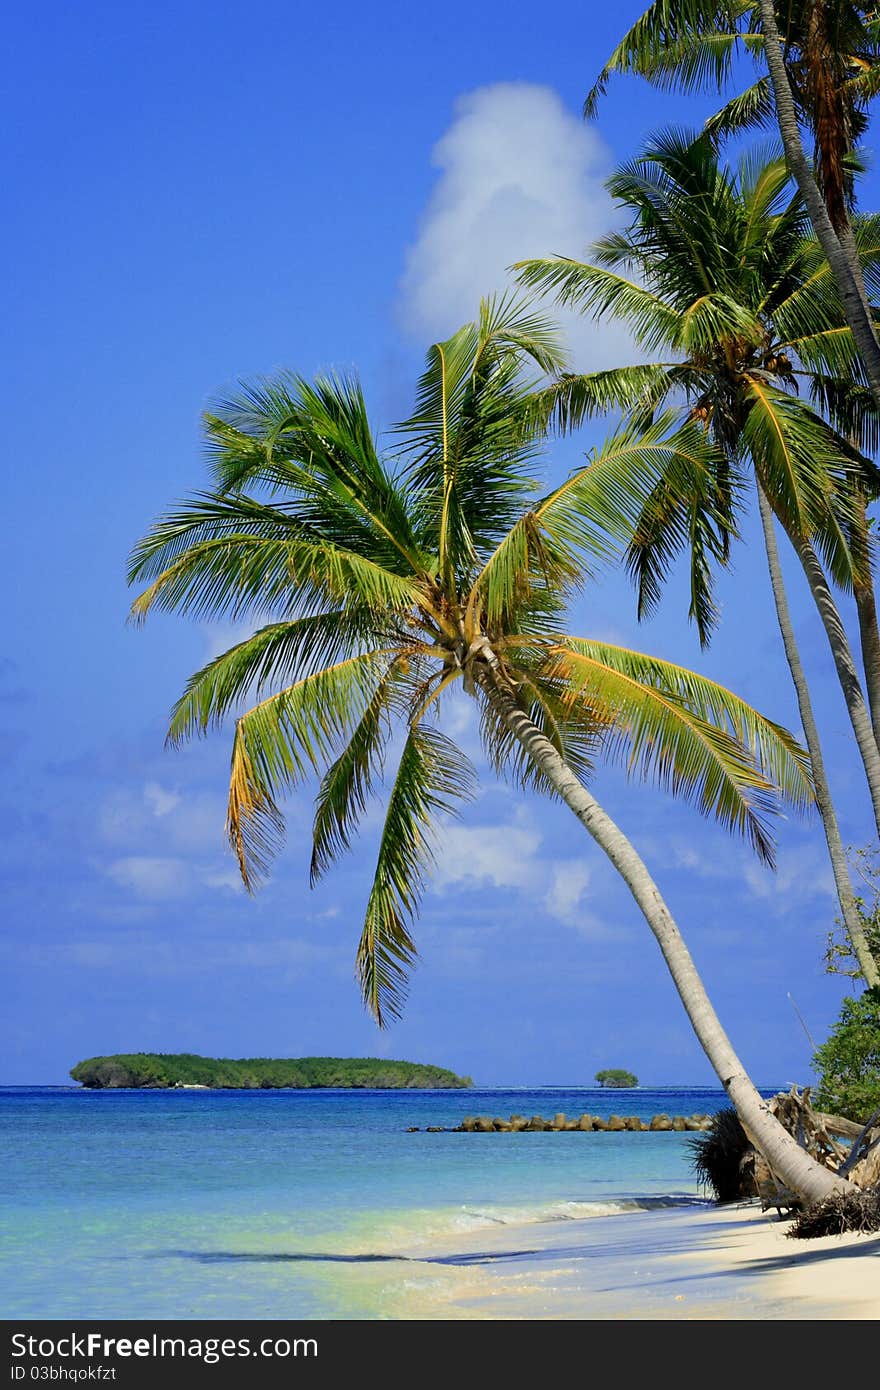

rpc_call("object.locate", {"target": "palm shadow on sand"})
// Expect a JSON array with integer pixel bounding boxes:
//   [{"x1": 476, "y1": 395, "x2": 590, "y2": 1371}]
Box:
[{"x1": 155, "y1": 1249, "x2": 541, "y2": 1266}]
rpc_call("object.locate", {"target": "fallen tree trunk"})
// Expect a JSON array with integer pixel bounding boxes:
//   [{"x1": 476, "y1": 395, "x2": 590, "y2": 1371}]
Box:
[{"x1": 691, "y1": 1088, "x2": 880, "y2": 1220}]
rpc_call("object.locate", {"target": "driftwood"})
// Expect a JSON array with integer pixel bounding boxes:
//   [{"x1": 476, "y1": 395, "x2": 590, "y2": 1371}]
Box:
[
  {"x1": 840, "y1": 1106, "x2": 880, "y2": 1188},
  {"x1": 813, "y1": 1111, "x2": 864, "y2": 1141},
  {"x1": 747, "y1": 1087, "x2": 880, "y2": 1208}
]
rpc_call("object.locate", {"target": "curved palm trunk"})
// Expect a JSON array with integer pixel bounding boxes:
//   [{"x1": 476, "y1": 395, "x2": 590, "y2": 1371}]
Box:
[
  {"x1": 851, "y1": 486, "x2": 880, "y2": 749},
  {"x1": 757, "y1": 483, "x2": 879, "y2": 986},
  {"x1": 478, "y1": 668, "x2": 845, "y2": 1205},
  {"x1": 758, "y1": 0, "x2": 880, "y2": 408},
  {"x1": 855, "y1": 579, "x2": 880, "y2": 749},
  {"x1": 780, "y1": 524, "x2": 880, "y2": 836}
]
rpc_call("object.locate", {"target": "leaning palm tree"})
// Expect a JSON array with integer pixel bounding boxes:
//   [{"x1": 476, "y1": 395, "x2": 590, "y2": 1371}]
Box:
[
  {"x1": 587, "y1": 0, "x2": 880, "y2": 724},
  {"x1": 516, "y1": 133, "x2": 880, "y2": 984},
  {"x1": 130, "y1": 296, "x2": 846, "y2": 1203}
]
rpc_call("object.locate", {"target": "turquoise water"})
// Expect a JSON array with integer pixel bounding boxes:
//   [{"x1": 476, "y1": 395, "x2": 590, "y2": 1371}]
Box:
[{"x1": 1, "y1": 1086, "x2": 740, "y2": 1319}]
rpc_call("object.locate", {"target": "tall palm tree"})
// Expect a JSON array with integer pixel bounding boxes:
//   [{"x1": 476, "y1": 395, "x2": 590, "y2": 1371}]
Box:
[
  {"x1": 587, "y1": 2, "x2": 880, "y2": 237},
  {"x1": 516, "y1": 134, "x2": 880, "y2": 984},
  {"x1": 586, "y1": 0, "x2": 880, "y2": 723},
  {"x1": 755, "y1": 0, "x2": 880, "y2": 740},
  {"x1": 130, "y1": 297, "x2": 844, "y2": 1203}
]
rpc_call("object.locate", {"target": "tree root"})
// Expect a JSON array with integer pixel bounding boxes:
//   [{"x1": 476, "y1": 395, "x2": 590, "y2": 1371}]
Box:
[{"x1": 788, "y1": 1189, "x2": 880, "y2": 1239}]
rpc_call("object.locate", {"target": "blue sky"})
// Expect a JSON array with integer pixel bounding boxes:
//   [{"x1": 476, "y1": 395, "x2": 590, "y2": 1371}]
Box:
[{"x1": 2, "y1": 1, "x2": 876, "y2": 1086}]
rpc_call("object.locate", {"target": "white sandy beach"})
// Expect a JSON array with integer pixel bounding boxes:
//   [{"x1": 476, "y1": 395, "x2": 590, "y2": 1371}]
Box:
[{"x1": 394, "y1": 1201, "x2": 880, "y2": 1319}]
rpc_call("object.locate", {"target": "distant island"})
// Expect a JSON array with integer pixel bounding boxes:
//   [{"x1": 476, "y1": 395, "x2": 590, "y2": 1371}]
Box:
[
  {"x1": 70, "y1": 1053, "x2": 472, "y2": 1090},
  {"x1": 595, "y1": 1069, "x2": 639, "y2": 1088}
]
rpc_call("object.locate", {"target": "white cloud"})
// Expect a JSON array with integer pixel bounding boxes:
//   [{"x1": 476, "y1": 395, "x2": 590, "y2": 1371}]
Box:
[
  {"x1": 743, "y1": 846, "x2": 835, "y2": 908},
  {"x1": 432, "y1": 815, "x2": 609, "y2": 933},
  {"x1": 105, "y1": 855, "x2": 191, "y2": 902},
  {"x1": 144, "y1": 782, "x2": 180, "y2": 818},
  {"x1": 545, "y1": 861, "x2": 591, "y2": 925},
  {"x1": 202, "y1": 868, "x2": 246, "y2": 894},
  {"x1": 434, "y1": 822, "x2": 543, "y2": 891},
  {"x1": 398, "y1": 82, "x2": 635, "y2": 369},
  {"x1": 103, "y1": 850, "x2": 248, "y2": 904},
  {"x1": 99, "y1": 785, "x2": 228, "y2": 856}
]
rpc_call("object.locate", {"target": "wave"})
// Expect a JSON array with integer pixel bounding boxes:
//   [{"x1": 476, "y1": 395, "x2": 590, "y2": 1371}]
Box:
[
  {"x1": 334, "y1": 1192, "x2": 709, "y2": 1254},
  {"x1": 447, "y1": 1193, "x2": 705, "y2": 1232}
]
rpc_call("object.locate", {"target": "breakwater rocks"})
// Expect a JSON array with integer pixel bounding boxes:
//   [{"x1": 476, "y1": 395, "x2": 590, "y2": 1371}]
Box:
[{"x1": 405, "y1": 1111, "x2": 714, "y2": 1133}]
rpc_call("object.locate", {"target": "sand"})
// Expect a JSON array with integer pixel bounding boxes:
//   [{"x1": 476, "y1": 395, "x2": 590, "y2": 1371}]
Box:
[{"x1": 395, "y1": 1200, "x2": 880, "y2": 1319}]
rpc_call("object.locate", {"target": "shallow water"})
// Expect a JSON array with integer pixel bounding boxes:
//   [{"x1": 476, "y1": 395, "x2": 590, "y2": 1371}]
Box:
[{"x1": 0, "y1": 1085, "x2": 756, "y2": 1318}]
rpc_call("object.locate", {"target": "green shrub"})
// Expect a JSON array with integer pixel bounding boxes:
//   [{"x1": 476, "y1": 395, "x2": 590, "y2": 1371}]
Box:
[
  {"x1": 594, "y1": 1068, "x2": 638, "y2": 1088},
  {"x1": 688, "y1": 1107, "x2": 751, "y2": 1203},
  {"x1": 813, "y1": 988, "x2": 880, "y2": 1123}
]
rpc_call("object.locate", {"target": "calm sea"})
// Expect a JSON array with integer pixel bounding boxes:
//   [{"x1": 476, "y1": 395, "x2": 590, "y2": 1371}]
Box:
[{"x1": 0, "y1": 1085, "x2": 756, "y2": 1319}]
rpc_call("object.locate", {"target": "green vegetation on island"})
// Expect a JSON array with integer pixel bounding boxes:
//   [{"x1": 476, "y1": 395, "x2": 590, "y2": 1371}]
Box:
[
  {"x1": 70, "y1": 1053, "x2": 472, "y2": 1090},
  {"x1": 595, "y1": 1069, "x2": 638, "y2": 1089}
]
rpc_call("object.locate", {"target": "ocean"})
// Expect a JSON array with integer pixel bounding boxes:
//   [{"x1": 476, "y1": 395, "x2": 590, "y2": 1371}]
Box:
[{"x1": 0, "y1": 1085, "x2": 752, "y2": 1319}]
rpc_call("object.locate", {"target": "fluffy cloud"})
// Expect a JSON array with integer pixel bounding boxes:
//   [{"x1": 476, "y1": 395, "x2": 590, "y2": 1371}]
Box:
[
  {"x1": 399, "y1": 82, "x2": 635, "y2": 369},
  {"x1": 143, "y1": 782, "x2": 180, "y2": 818},
  {"x1": 545, "y1": 862, "x2": 591, "y2": 925},
  {"x1": 743, "y1": 845, "x2": 835, "y2": 909},
  {"x1": 432, "y1": 813, "x2": 607, "y2": 932},
  {"x1": 103, "y1": 854, "x2": 247, "y2": 902},
  {"x1": 105, "y1": 855, "x2": 191, "y2": 902},
  {"x1": 434, "y1": 822, "x2": 543, "y2": 892},
  {"x1": 98, "y1": 783, "x2": 251, "y2": 903}
]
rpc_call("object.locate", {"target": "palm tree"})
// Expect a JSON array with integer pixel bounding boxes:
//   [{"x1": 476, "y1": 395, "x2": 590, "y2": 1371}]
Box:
[
  {"x1": 755, "y1": 0, "x2": 880, "y2": 741},
  {"x1": 129, "y1": 297, "x2": 846, "y2": 1204},
  {"x1": 753, "y1": 0, "x2": 880, "y2": 397},
  {"x1": 586, "y1": 0, "x2": 880, "y2": 724},
  {"x1": 587, "y1": 2, "x2": 880, "y2": 236},
  {"x1": 516, "y1": 134, "x2": 880, "y2": 985}
]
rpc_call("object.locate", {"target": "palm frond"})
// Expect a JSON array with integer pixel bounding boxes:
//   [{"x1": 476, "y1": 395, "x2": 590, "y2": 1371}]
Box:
[
  {"x1": 704, "y1": 77, "x2": 775, "y2": 141},
  {"x1": 310, "y1": 664, "x2": 405, "y2": 884},
  {"x1": 741, "y1": 378, "x2": 861, "y2": 585},
  {"x1": 356, "y1": 725, "x2": 476, "y2": 1025},
  {"x1": 525, "y1": 363, "x2": 684, "y2": 435},
  {"x1": 624, "y1": 447, "x2": 740, "y2": 645},
  {"x1": 475, "y1": 290, "x2": 569, "y2": 376},
  {"x1": 128, "y1": 494, "x2": 421, "y2": 625},
  {"x1": 226, "y1": 652, "x2": 394, "y2": 889},
  {"x1": 168, "y1": 611, "x2": 382, "y2": 745},
  {"x1": 469, "y1": 414, "x2": 729, "y2": 631},
  {"x1": 399, "y1": 296, "x2": 563, "y2": 578},
  {"x1": 514, "y1": 258, "x2": 679, "y2": 352},
  {"x1": 549, "y1": 637, "x2": 815, "y2": 863},
  {"x1": 584, "y1": 1, "x2": 751, "y2": 115},
  {"x1": 203, "y1": 374, "x2": 427, "y2": 577}
]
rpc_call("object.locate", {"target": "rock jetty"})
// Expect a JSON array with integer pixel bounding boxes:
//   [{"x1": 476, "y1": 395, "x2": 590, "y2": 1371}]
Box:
[{"x1": 405, "y1": 1111, "x2": 714, "y2": 1133}]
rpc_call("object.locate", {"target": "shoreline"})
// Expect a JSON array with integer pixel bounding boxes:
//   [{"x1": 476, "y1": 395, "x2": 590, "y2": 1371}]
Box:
[{"x1": 392, "y1": 1200, "x2": 880, "y2": 1319}]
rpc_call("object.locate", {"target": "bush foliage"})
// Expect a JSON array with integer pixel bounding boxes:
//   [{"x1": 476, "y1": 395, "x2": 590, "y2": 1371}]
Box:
[
  {"x1": 594, "y1": 1068, "x2": 638, "y2": 1088},
  {"x1": 70, "y1": 1053, "x2": 472, "y2": 1089},
  {"x1": 813, "y1": 989, "x2": 880, "y2": 1123}
]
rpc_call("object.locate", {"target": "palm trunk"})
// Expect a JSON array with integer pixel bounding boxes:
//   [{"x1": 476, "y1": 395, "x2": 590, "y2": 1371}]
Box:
[
  {"x1": 758, "y1": 1, "x2": 880, "y2": 766},
  {"x1": 478, "y1": 667, "x2": 846, "y2": 1205},
  {"x1": 781, "y1": 524, "x2": 880, "y2": 836},
  {"x1": 855, "y1": 580, "x2": 880, "y2": 750},
  {"x1": 757, "y1": 0, "x2": 880, "y2": 409},
  {"x1": 850, "y1": 486, "x2": 880, "y2": 750},
  {"x1": 757, "y1": 483, "x2": 879, "y2": 986}
]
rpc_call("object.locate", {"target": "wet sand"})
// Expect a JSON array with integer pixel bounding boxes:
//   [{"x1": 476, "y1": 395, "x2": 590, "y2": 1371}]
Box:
[{"x1": 395, "y1": 1200, "x2": 880, "y2": 1319}]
